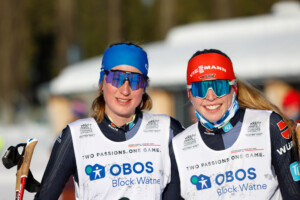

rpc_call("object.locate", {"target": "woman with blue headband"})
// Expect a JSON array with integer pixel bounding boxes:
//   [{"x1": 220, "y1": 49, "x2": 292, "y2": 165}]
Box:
[
  {"x1": 171, "y1": 49, "x2": 300, "y2": 199},
  {"x1": 34, "y1": 42, "x2": 184, "y2": 200}
]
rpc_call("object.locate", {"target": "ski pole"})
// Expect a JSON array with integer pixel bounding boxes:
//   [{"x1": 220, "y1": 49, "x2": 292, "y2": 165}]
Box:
[
  {"x1": 15, "y1": 156, "x2": 23, "y2": 200},
  {"x1": 16, "y1": 138, "x2": 38, "y2": 200}
]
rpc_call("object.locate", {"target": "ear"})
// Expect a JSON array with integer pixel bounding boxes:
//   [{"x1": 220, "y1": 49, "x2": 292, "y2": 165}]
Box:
[
  {"x1": 231, "y1": 79, "x2": 238, "y2": 95},
  {"x1": 232, "y1": 85, "x2": 238, "y2": 96},
  {"x1": 187, "y1": 89, "x2": 191, "y2": 99},
  {"x1": 100, "y1": 78, "x2": 105, "y2": 93}
]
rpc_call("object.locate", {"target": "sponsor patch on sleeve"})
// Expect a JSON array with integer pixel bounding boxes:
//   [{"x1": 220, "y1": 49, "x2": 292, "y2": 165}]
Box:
[
  {"x1": 277, "y1": 120, "x2": 291, "y2": 139},
  {"x1": 290, "y1": 161, "x2": 300, "y2": 181}
]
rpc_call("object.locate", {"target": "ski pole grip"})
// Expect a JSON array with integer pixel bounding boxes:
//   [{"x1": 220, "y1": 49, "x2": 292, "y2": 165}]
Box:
[
  {"x1": 15, "y1": 157, "x2": 23, "y2": 191},
  {"x1": 20, "y1": 138, "x2": 38, "y2": 177}
]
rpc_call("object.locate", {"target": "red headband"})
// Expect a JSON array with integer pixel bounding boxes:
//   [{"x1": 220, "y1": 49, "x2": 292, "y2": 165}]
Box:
[{"x1": 187, "y1": 53, "x2": 235, "y2": 85}]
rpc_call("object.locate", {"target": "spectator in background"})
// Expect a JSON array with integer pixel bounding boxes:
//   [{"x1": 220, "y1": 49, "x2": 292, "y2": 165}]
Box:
[
  {"x1": 263, "y1": 79, "x2": 292, "y2": 111},
  {"x1": 70, "y1": 98, "x2": 89, "y2": 120},
  {"x1": 282, "y1": 89, "x2": 300, "y2": 123}
]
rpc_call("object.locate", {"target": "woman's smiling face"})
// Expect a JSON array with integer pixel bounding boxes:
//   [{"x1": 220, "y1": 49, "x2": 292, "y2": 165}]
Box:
[
  {"x1": 191, "y1": 88, "x2": 234, "y2": 122},
  {"x1": 103, "y1": 65, "x2": 144, "y2": 122}
]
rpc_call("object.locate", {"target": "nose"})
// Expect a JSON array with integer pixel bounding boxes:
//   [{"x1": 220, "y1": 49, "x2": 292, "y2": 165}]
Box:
[
  {"x1": 205, "y1": 88, "x2": 217, "y2": 101},
  {"x1": 119, "y1": 80, "x2": 131, "y2": 95}
]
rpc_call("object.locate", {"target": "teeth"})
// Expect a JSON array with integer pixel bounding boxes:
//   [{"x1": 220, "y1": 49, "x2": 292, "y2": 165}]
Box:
[
  {"x1": 205, "y1": 105, "x2": 220, "y2": 110},
  {"x1": 118, "y1": 99, "x2": 129, "y2": 102}
]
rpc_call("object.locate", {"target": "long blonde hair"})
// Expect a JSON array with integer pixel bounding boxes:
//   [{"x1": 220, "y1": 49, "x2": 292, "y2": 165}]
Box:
[
  {"x1": 237, "y1": 79, "x2": 299, "y2": 160},
  {"x1": 91, "y1": 80, "x2": 152, "y2": 122}
]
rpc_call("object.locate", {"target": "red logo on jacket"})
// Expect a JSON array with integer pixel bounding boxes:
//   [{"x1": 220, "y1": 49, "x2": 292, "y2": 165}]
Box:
[{"x1": 277, "y1": 120, "x2": 291, "y2": 139}]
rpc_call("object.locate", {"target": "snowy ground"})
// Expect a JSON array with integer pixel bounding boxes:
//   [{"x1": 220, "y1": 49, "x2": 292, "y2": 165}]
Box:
[{"x1": 0, "y1": 121, "x2": 55, "y2": 200}]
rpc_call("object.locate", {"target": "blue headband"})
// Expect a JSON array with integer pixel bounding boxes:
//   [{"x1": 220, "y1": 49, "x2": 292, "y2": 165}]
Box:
[{"x1": 99, "y1": 44, "x2": 148, "y2": 84}]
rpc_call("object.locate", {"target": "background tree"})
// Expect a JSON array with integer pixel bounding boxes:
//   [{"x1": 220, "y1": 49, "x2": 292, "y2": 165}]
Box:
[
  {"x1": 54, "y1": 0, "x2": 78, "y2": 73},
  {"x1": 0, "y1": 0, "x2": 284, "y2": 123},
  {"x1": 0, "y1": 0, "x2": 29, "y2": 123},
  {"x1": 107, "y1": 0, "x2": 122, "y2": 43}
]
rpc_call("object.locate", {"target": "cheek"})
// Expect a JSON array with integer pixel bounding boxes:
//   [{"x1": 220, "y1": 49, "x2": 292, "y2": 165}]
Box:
[
  {"x1": 223, "y1": 91, "x2": 234, "y2": 109},
  {"x1": 133, "y1": 89, "x2": 144, "y2": 102},
  {"x1": 103, "y1": 83, "x2": 115, "y2": 99},
  {"x1": 190, "y1": 96, "x2": 203, "y2": 107}
]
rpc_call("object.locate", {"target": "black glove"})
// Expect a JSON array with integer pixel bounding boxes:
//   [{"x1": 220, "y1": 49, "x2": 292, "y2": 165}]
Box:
[
  {"x1": 26, "y1": 169, "x2": 41, "y2": 192},
  {"x1": 2, "y1": 143, "x2": 41, "y2": 192},
  {"x1": 2, "y1": 143, "x2": 26, "y2": 169}
]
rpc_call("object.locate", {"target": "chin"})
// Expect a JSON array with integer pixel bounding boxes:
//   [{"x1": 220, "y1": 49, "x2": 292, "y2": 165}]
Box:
[
  {"x1": 118, "y1": 110, "x2": 135, "y2": 118},
  {"x1": 206, "y1": 115, "x2": 222, "y2": 123}
]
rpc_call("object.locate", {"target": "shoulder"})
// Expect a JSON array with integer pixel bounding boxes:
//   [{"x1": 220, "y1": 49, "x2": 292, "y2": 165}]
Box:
[
  {"x1": 142, "y1": 111, "x2": 185, "y2": 136},
  {"x1": 267, "y1": 112, "x2": 294, "y2": 153},
  {"x1": 244, "y1": 109, "x2": 283, "y2": 132},
  {"x1": 182, "y1": 122, "x2": 198, "y2": 133},
  {"x1": 142, "y1": 111, "x2": 170, "y2": 119},
  {"x1": 141, "y1": 111, "x2": 172, "y2": 124},
  {"x1": 269, "y1": 111, "x2": 284, "y2": 124},
  {"x1": 67, "y1": 117, "x2": 97, "y2": 132},
  {"x1": 51, "y1": 126, "x2": 75, "y2": 159},
  {"x1": 268, "y1": 111, "x2": 285, "y2": 132},
  {"x1": 243, "y1": 109, "x2": 273, "y2": 125},
  {"x1": 173, "y1": 122, "x2": 198, "y2": 142},
  {"x1": 269, "y1": 111, "x2": 290, "y2": 138},
  {"x1": 57, "y1": 126, "x2": 72, "y2": 143},
  {"x1": 142, "y1": 111, "x2": 184, "y2": 129},
  {"x1": 170, "y1": 117, "x2": 185, "y2": 136},
  {"x1": 245, "y1": 108, "x2": 272, "y2": 116},
  {"x1": 68, "y1": 117, "x2": 95, "y2": 126}
]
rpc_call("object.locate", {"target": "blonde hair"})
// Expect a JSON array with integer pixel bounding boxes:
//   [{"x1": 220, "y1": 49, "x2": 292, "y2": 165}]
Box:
[
  {"x1": 237, "y1": 79, "x2": 299, "y2": 160},
  {"x1": 91, "y1": 80, "x2": 152, "y2": 122}
]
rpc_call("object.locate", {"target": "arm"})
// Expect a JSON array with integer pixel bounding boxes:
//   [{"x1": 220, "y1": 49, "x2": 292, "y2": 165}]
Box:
[
  {"x1": 34, "y1": 126, "x2": 77, "y2": 200},
  {"x1": 162, "y1": 142, "x2": 184, "y2": 200},
  {"x1": 162, "y1": 117, "x2": 184, "y2": 200},
  {"x1": 169, "y1": 117, "x2": 185, "y2": 139},
  {"x1": 270, "y1": 112, "x2": 300, "y2": 200}
]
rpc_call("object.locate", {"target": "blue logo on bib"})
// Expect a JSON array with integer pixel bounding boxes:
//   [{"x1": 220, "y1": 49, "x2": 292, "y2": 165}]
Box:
[
  {"x1": 191, "y1": 174, "x2": 212, "y2": 190},
  {"x1": 290, "y1": 162, "x2": 300, "y2": 181},
  {"x1": 85, "y1": 164, "x2": 105, "y2": 181}
]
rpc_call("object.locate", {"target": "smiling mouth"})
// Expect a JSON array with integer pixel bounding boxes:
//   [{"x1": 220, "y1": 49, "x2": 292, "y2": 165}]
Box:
[
  {"x1": 205, "y1": 105, "x2": 221, "y2": 110},
  {"x1": 117, "y1": 98, "x2": 130, "y2": 103}
]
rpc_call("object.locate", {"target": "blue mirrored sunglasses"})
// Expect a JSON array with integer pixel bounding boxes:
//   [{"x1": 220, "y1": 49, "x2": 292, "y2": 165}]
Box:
[
  {"x1": 104, "y1": 70, "x2": 148, "y2": 90},
  {"x1": 189, "y1": 79, "x2": 233, "y2": 98}
]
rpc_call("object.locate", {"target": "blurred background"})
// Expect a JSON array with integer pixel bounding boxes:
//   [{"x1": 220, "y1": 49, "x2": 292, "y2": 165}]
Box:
[{"x1": 1, "y1": 0, "x2": 300, "y2": 199}]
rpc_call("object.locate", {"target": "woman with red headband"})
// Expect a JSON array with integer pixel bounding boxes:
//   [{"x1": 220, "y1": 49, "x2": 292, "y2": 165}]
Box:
[
  {"x1": 171, "y1": 49, "x2": 300, "y2": 199},
  {"x1": 34, "y1": 42, "x2": 183, "y2": 200}
]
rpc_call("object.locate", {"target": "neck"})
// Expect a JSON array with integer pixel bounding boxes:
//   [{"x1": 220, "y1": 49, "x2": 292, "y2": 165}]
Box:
[{"x1": 106, "y1": 113, "x2": 136, "y2": 127}]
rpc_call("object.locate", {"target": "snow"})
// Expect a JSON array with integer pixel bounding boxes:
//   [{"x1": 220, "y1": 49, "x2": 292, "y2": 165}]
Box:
[{"x1": 0, "y1": 122, "x2": 55, "y2": 200}]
